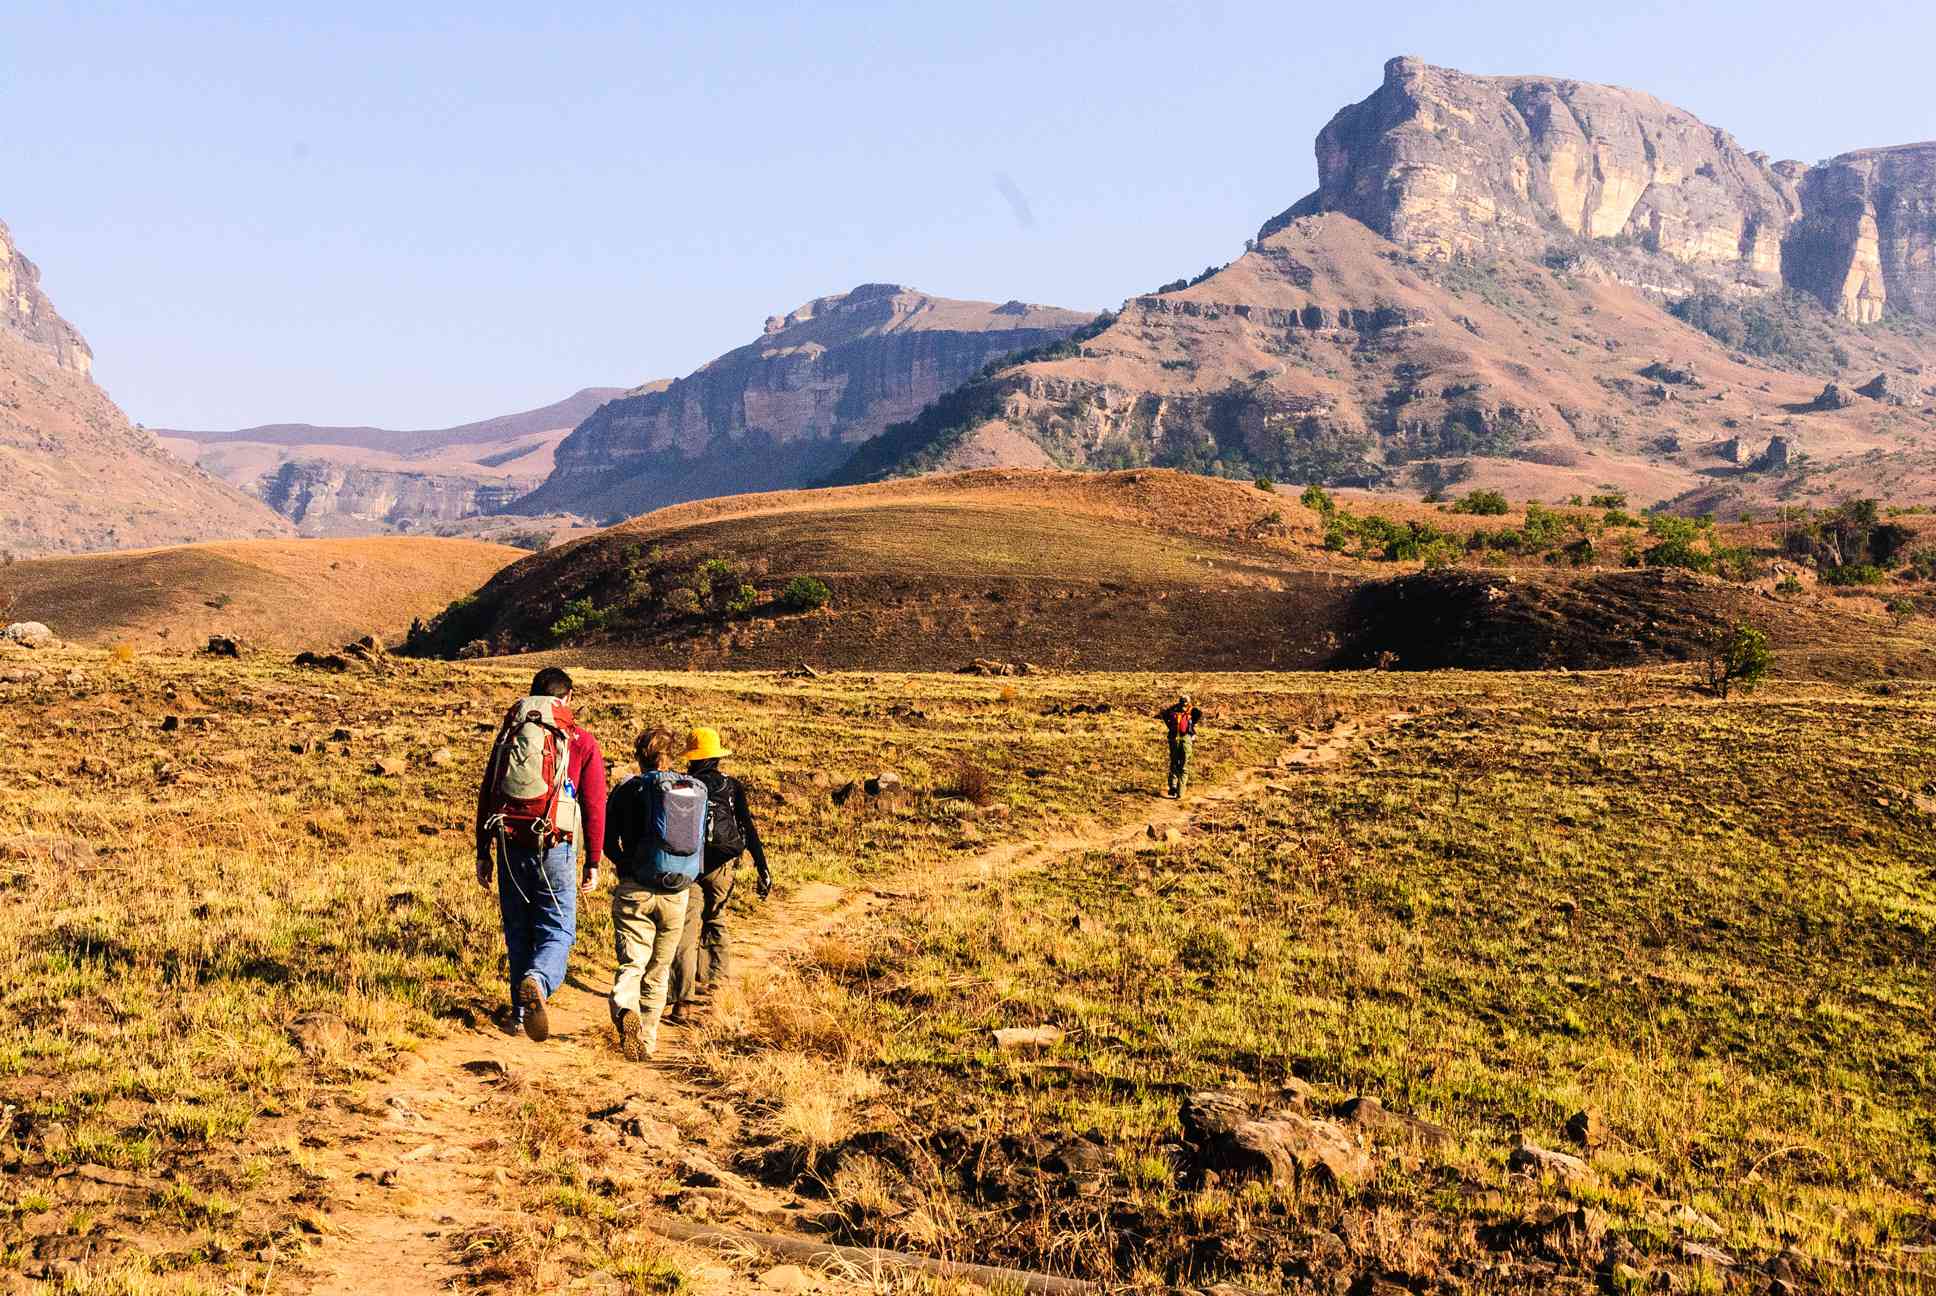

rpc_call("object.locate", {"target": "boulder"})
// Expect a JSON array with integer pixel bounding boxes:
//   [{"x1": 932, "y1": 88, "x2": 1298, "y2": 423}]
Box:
[
  {"x1": 456, "y1": 639, "x2": 491, "y2": 660},
  {"x1": 203, "y1": 635, "x2": 241, "y2": 658},
  {"x1": 2, "y1": 622, "x2": 55, "y2": 650},
  {"x1": 1807, "y1": 382, "x2": 1855, "y2": 411},
  {"x1": 1855, "y1": 372, "x2": 1913, "y2": 406},
  {"x1": 1336, "y1": 1094, "x2": 1455, "y2": 1147},
  {"x1": 1563, "y1": 1106, "x2": 1604, "y2": 1149},
  {"x1": 1180, "y1": 1090, "x2": 1372, "y2": 1189},
  {"x1": 294, "y1": 651, "x2": 351, "y2": 672},
  {"x1": 370, "y1": 757, "x2": 407, "y2": 778}
]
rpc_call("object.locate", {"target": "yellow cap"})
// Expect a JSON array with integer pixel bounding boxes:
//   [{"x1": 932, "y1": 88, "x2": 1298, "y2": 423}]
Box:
[{"x1": 682, "y1": 726, "x2": 732, "y2": 761}]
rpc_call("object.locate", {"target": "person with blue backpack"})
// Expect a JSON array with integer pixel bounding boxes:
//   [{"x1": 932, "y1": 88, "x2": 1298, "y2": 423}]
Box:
[
  {"x1": 665, "y1": 726, "x2": 771, "y2": 1024},
  {"x1": 602, "y1": 728, "x2": 708, "y2": 1060}
]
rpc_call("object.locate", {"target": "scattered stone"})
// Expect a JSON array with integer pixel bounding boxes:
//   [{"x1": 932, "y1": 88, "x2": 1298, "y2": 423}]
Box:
[
  {"x1": 1640, "y1": 360, "x2": 1699, "y2": 386},
  {"x1": 992, "y1": 1025, "x2": 1064, "y2": 1051},
  {"x1": 1667, "y1": 1201, "x2": 1723, "y2": 1237},
  {"x1": 160, "y1": 715, "x2": 180, "y2": 733},
  {"x1": 757, "y1": 1264, "x2": 814, "y2": 1292},
  {"x1": 427, "y1": 747, "x2": 456, "y2": 768},
  {"x1": 0, "y1": 835, "x2": 99, "y2": 869},
  {"x1": 1, "y1": 622, "x2": 55, "y2": 650},
  {"x1": 456, "y1": 639, "x2": 491, "y2": 660},
  {"x1": 288, "y1": 1011, "x2": 350, "y2": 1059},
  {"x1": 590, "y1": 1096, "x2": 683, "y2": 1156},
  {"x1": 329, "y1": 728, "x2": 354, "y2": 742},
  {"x1": 370, "y1": 757, "x2": 407, "y2": 777},
  {"x1": 0, "y1": 667, "x2": 40, "y2": 684},
  {"x1": 1507, "y1": 1134, "x2": 1596, "y2": 1186},
  {"x1": 1336, "y1": 1095, "x2": 1454, "y2": 1147},
  {"x1": 962, "y1": 658, "x2": 1033, "y2": 677},
  {"x1": 294, "y1": 652, "x2": 351, "y2": 672},
  {"x1": 1180, "y1": 1090, "x2": 1372, "y2": 1189},
  {"x1": 203, "y1": 635, "x2": 241, "y2": 658},
  {"x1": 830, "y1": 780, "x2": 860, "y2": 806},
  {"x1": 1563, "y1": 1106, "x2": 1605, "y2": 1150},
  {"x1": 1680, "y1": 1240, "x2": 1736, "y2": 1267},
  {"x1": 863, "y1": 770, "x2": 902, "y2": 795}
]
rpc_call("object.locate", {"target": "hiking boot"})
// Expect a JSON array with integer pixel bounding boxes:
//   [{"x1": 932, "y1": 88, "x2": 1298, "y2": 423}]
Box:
[
  {"x1": 518, "y1": 975, "x2": 550, "y2": 1042},
  {"x1": 616, "y1": 1009, "x2": 645, "y2": 1062}
]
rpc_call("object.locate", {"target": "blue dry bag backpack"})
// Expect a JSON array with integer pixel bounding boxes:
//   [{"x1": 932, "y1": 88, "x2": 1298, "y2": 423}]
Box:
[{"x1": 646, "y1": 771, "x2": 709, "y2": 890}]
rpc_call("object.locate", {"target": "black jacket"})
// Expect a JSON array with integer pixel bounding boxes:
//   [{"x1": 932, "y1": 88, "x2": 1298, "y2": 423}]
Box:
[{"x1": 689, "y1": 760, "x2": 768, "y2": 875}]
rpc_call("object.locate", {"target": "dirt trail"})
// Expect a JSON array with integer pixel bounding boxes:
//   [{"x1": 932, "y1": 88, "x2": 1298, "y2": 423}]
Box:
[{"x1": 294, "y1": 713, "x2": 1397, "y2": 1294}]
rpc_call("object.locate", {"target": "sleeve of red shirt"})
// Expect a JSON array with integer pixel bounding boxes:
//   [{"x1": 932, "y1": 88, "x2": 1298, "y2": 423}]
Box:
[{"x1": 572, "y1": 729, "x2": 608, "y2": 870}]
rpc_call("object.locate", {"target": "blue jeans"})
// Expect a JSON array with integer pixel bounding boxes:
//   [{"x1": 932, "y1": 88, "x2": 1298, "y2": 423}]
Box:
[{"x1": 497, "y1": 841, "x2": 577, "y2": 1007}]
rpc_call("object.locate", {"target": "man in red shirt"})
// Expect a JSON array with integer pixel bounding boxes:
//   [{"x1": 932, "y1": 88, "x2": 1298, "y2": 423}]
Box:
[{"x1": 475, "y1": 667, "x2": 608, "y2": 1041}]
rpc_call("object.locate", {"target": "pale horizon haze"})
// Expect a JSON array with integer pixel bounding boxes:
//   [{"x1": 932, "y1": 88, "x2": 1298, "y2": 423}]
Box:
[{"x1": 4, "y1": 0, "x2": 1933, "y2": 431}]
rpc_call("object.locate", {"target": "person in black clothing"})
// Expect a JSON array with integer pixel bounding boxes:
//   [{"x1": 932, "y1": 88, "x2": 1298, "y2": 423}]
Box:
[
  {"x1": 601, "y1": 728, "x2": 692, "y2": 1060},
  {"x1": 1155, "y1": 693, "x2": 1202, "y2": 798},
  {"x1": 666, "y1": 726, "x2": 771, "y2": 1022}
]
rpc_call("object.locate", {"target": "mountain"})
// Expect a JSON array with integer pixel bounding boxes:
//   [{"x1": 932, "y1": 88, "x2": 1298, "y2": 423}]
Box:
[
  {"x1": 157, "y1": 387, "x2": 624, "y2": 534},
  {"x1": 833, "y1": 60, "x2": 1936, "y2": 511},
  {"x1": 511, "y1": 285, "x2": 1091, "y2": 521},
  {"x1": 0, "y1": 219, "x2": 292, "y2": 557}
]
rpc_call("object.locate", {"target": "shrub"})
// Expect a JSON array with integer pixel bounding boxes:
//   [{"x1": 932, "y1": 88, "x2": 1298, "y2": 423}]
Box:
[
  {"x1": 1820, "y1": 563, "x2": 1886, "y2": 586},
  {"x1": 1254, "y1": 475, "x2": 1275, "y2": 492},
  {"x1": 1590, "y1": 491, "x2": 1628, "y2": 509},
  {"x1": 946, "y1": 753, "x2": 995, "y2": 806},
  {"x1": 1602, "y1": 509, "x2": 1641, "y2": 529},
  {"x1": 548, "y1": 597, "x2": 610, "y2": 641},
  {"x1": 664, "y1": 587, "x2": 703, "y2": 616},
  {"x1": 1449, "y1": 489, "x2": 1510, "y2": 516},
  {"x1": 780, "y1": 577, "x2": 832, "y2": 612},
  {"x1": 1776, "y1": 573, "x2": 1804, "y2": 595},
  {"x1": 1702, "y1": 623, "x2": 1771, "y2": 699},
  {"x1": 109, "y1": 642, "x2": 136, "y2": 664},
  {"x1": 725, "y1": 583, "x2": 760, "y2": 616},
  {"x1": 1299, "y1": 484, "x2": 1336, "y2": 515},
  {"x1": 1887, "y1": 596, "x2": 1918, "y2": 622}
]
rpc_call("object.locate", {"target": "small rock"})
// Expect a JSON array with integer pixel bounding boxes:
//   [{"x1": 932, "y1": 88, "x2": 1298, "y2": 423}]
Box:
[
  {"x1": 830, "y1": 780, "x2": 861, "y2": 806},
  {"x1": 427, "y1": 747, "x2": 455, "y2": 768},
  {"x1": 289, "y1": 1011, "x2": 350, "y2": 1059},
  {"x1": 203, "y1": 635, "x2": 241, "y2": 658},
  {"x1": 1680, "y1": 1240, "x2": 1735, "y2": 1267},
  {"x1": 1507, "y1": 1135, "x2": 1596, "y2": 1186},
  {"x1": 758, "y1": 1264, "x2": 814, "y2": 1292},
  {"x1": 1180, "y1": 1090, "x2": 1372, "y2": 1189},
  {"x1": 1, "y1": 622, "x2": 56, "y2": 650},
  {"x1": 376, "y1": 1167, "x2": 400, "y2": 1187},
  {"x1": 1564, "y1": 1106, "x2": 1603, "y2": 1149},
  {"x1": 992, "y1": 1025, "x2": 1064, "y2": 1051},
  {"x1": 370, "y1": 757, "x2": 407, "y2": 777},
  {"x1": 864, "y1": 769, "x2": 903, "y2": 794},
  {"x1": 329, "y1": 727, "x2": 354, "y2": 742},
  {"x1": 0, "y1": 667, "x2": 41, "y2": 684},
  {"x1": 160, "y1": 715, "x2": 180, "y2": 733}
]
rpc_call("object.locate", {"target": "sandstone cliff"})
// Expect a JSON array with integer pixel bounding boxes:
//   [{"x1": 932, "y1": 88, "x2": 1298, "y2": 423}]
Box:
[
  {"x1": 0, "y1": 219, "x2": 291, "y2": 556},
  {"x1": 1265, "y1": 57, "x2": 1936, "y2": 325},
  {"x1": 260, "y1": 461, "x2": 539, "y2": 534},
  {"x1": 515, "y1": 285, "x2": 1091, "y2": 521},
  {"x1": 161, "y1": 388, "x2": 621, "y2": 535},
  {"x1": 1, "y1": 219, "x2": 94, "y2": 375}
]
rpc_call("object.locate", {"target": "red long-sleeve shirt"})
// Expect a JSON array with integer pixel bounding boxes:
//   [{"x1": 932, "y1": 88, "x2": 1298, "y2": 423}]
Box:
[{"x1": 474, "y1": 723, "x2": 607, "y2": 867}]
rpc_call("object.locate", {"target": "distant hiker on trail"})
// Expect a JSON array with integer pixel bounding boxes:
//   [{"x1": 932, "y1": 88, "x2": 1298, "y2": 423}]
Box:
[
  {"x1": 666, "y1": 726, "x2": 771, "y2": 1024},
  {"x1": 475, "y1": 667, "x2": 608, "y2": 1042},
  {"x1": 1156, "y1": 693, "x2": 1202, "y2": 798},
  {"x1": 603, "y1": 728, "x2": 705, "y2": 1060}
]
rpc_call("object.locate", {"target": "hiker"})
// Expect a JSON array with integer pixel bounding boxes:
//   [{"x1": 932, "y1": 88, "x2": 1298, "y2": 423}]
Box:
[
  {"x1": 603, "y1": 729, "x2": 706, "y2": 1060},
  {"x1": 475, "y1": 667, "x2": 608, "y2": 1042},
  {"x1": 1155, "y1": 692, "x2": 1202, "y2": 798},
  {"x1": 666, "y1": 726, "x2": 771, "y2": 1023}
]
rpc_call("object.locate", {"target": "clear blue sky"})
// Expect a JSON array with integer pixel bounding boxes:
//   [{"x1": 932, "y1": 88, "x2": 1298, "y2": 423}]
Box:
[{"x1": 4, "y1": 1, "x2": 1932, "y2": 431}]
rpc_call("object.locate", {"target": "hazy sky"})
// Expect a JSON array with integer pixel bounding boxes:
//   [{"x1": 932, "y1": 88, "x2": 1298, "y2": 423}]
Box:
[{"x1": 4, "y1": 1, "x2": 1933, "y2": 430}]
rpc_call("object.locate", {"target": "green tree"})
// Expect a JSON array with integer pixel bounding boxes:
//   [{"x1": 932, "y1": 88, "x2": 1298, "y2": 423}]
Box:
[{"x1": 780, "y1": 576, "x2": 832, "y2": 612}]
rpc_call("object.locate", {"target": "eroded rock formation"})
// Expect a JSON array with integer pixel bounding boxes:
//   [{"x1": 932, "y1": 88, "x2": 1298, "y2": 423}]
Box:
[
  {"x1": 1, "y1": 219, "x2": 93, "y2": 375},
  {"x1": 1266, "y1": 57, "x2": 1936, "y2": 325},
  {"x1": 261, "y1": 461, "x2": 538, "y2": 533}
]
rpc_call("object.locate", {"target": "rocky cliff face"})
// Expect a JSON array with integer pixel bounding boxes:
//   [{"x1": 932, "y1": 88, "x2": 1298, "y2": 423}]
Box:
[
  {"x1": 260, "y1": 461, "x2": 538, "y2": 534},
  {"x1": 517, "y1": 285, "x2": 1091, "y2": 520},
  {"x1": 0, "y1": 217, "x2": 291, "y2": 556},
  {"x1": 1267, "y1": 57, "x2": 1936, "y2": 325},
  {"x1": 1, "y1": 219, "x2": 94, "y2": 375}
]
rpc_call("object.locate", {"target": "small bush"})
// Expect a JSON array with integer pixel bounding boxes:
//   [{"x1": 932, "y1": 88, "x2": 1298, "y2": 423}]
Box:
[
  {"x1": 780, "y1": 577, "x2": 832, "y2": 613},
  {"x1": 1299, "y1": 484, "x2": 1336, "y2": 515},
  {"x1": 109, "y1": 642, "x2": 136, "y2": 664},
  {"x1": 725, "y1": 583, "x2": 760, "y2": 616},
  {"x1": 1254, "y1": 475, "x2": 1275, "y2": 492},
  {"x1": 548, "y1": 597, "x2": 610, "y2": 641},
  {"x1": 1820, "y1": 563, "x2": 1887, "y2": 586},
  {"x1": 1449, "y1": 489, "x2": 1510, "y2": 516},
  {"x1": 1776, "y1": 573, "x2": 1804, "y2": 595},
  {"x1": 1702, "y1": 623, "x2": 1772, "y2": 699},
  {"x1": 664, "y1": 587, "x2": 703, "y2": 616},
  {"x1": 947, "y1": 753, "x2": 995, "y2": 807}
]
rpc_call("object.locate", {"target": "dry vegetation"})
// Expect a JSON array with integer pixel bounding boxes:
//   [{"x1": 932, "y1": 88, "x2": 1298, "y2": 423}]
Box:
[{"x1": 1, "y1": 647, "x2": 1931, "y2": 1294}]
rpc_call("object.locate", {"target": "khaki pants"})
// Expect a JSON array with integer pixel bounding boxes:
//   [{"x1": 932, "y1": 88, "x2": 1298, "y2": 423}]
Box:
[
  {"x1": 669, "y1": 865, "x2": 735, "y2": 1006},
  {"x1": 610, "y1": 881, "x2": 690, "y2": 1055}
]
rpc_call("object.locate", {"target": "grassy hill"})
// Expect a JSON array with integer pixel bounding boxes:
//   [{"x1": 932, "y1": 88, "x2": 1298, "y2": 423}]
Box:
[
  {"x1": 2, "y1": 536, "x2": 522, "y2": 649},
  {"x1": 414, "y1": 468, "x2": 1936, "y2": 677}
]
